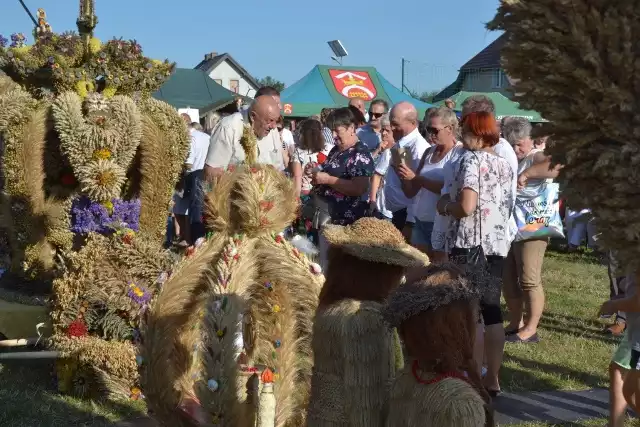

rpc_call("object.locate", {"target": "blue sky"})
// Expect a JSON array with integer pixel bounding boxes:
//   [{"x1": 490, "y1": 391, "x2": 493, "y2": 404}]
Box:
[{"x1": 1, "y1": 0, "x2": 502, "y2": 94}]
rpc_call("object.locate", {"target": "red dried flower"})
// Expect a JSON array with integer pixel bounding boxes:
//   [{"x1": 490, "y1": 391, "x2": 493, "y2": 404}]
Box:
[
  {"x1": 260, "y1": 201, "x2": 274, "y2": 212},
  {"x1": 61, "y1": 173, "x2": 76, "y2": 186},
  {"x1": 67, "y1": 319, "x2": 88, "y2": 338}
]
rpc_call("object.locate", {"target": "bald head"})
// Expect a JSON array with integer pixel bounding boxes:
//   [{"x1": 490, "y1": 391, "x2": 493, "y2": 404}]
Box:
[
  {"x1": 249, "y1": 95, "x2": 280, "y2": 138},
  {"x1": 349, "y1": 98, "x2": 366, "y2": 115},
  {"x1": 390, "y1": 102, "x2": 418, "y2": 139},
  {"x1": 180, "y1": 113, "x2": 191, "y2": 125}
]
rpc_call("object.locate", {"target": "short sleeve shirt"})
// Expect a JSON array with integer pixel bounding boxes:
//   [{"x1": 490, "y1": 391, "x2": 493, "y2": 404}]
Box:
[
  {"x1": 445, "y1": 150, "x2": 514, "y2": 257},
  {"x1": 313, "y1": 141, "x2": 375, "y2": 225}
]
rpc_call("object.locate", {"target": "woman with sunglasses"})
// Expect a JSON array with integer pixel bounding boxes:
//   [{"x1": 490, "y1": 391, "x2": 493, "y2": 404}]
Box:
[{"x1": 396, "y1": 107, "x2": 463, "y2": 260}]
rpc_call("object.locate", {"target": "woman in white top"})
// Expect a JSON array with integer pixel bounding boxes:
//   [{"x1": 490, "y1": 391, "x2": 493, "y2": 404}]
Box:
[
  {"x1": 397, "y1": 107, "x2": 462, "y2": 260},
  {"x1": 436, "y1": 111, "x2": 514, "y2": 397},
  {"x1": 290, "y1": 118, "x2": 326, "y2": 196},
  {"x1": 500, "y1": 117, "x2": 562, "y2": 345},
  {"x1": 368, "y1": 114, "x2": 396, "y2": 221}
]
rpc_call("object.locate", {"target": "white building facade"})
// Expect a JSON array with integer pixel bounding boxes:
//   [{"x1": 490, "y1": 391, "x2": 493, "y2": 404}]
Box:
[{"x1": 195, "y1": 52, "x2": 260, "y2": 98}]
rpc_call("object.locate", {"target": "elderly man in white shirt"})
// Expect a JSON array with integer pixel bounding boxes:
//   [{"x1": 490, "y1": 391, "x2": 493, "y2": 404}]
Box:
[
  {"x1": 385, "y1": 101, "x2": 431, "y2": 239},
  {"x1": 203, "y1": 95, "x2": 284, "y2": 181}
]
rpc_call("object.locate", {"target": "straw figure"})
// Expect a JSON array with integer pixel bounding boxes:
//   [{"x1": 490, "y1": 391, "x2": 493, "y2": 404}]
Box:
[
  {"x1": 306, "y1": 217, "x2": 429, "y2": 427},
  {"x1": 487, "y1": 0, "x2": 640, "y2": 266},
  {"x1": 142, "y1": 164, "x2": 324, "y2": 427},
  {"x1": 0, "y1": 7, "x2": 190, "y2": 400},
  {"x1": 384, "y1": 263, "x2": 492, "y2": 427}
]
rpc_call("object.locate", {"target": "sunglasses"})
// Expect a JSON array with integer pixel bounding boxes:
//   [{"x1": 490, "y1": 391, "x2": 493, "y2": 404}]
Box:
[
  {"x1": 369, "y1": 112, "x2": 384, "y2": 119},
  {"x1": 426, "y1": 125, "x2": 449, "y2": 135}
]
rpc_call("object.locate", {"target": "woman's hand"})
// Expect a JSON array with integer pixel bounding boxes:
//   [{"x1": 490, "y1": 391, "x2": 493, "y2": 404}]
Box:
[
  {"x1": 436, "y1": 194, "x2": 451, "y2": 215},
  {"x1": 396, "y1": 164, "x2": 416, "y2": 181},
  {"x1": 517, "y1": 172, "x2": 528, "y2": 189},
  {"x1": 598, "y1": 300, "x2": 617, "y2": 318},
  {"x1": 312, "y1": 171, "x2": 333, "y2": 186}
]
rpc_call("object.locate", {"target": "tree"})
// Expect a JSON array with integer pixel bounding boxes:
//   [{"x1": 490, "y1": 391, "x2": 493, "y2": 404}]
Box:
[{"x1": 257, "y1": 76, "x2": 286, "y2": 93}]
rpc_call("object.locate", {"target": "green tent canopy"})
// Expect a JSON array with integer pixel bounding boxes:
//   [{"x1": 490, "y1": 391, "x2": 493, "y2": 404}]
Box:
[
  {"x1": 281, "y1": 65, "x2": 433, "y2": 117},
  {"x1": 435, "y1": 91, "x2": 546, "y2": 122},
  {"x1": 153, "y1": 68, "x2": 240, "y2": 115}
]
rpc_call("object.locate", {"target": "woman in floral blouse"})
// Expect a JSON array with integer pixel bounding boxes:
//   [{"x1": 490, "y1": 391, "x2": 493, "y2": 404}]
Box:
[
  {"x1": 312, "y1": 107, "x2": 374, "y2": 225},
  {"x1": 311, "y1": 107, "x2": 374, "y2": 267},
  {"x1": 436, "y1": 111, "x2": 514, "y2": 398}
]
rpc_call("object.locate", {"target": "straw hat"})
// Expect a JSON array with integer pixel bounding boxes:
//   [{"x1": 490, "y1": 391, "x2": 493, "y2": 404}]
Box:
[
  {"x1": 322, "y1": 217, "x2": 429, "y2": 268},
  {"x1": 384, "y1": 263, "x2": 478, "y2": 328}
]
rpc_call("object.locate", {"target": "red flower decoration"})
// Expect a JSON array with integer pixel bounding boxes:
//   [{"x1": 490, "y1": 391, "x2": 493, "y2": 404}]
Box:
[
  {"x1": 250, "y1": 167, "x2": 259, "y2": 174},
  {"x1": 317, "y1": 153, "x2": 327, "y2": 164},
  {"x1": 61, "y1": 173, "x2": 76, "y2": 186},
  {"x1": 260, "y1": 201, "x2": 274, "y2": 212},
  {"x1": 275, "y1": 235, "x2": 284, "y2": 244},
  {"x1": 260, "y1": 217, "x2": 270, "y2": 226},
  {"x1": 67, "y1": 319, "x2": 88, "y2": 338},
  {"x1": 122, "y1": 234, "x2": 134, "y2": 245},
  {"x1": 185, "y1": 246, "x2": 196, "y2": 257}
]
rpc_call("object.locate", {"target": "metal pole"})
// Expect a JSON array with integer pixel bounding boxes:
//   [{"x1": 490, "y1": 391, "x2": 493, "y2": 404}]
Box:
[
  {"x1": 0, "y1": 351, "x2": 59, "y2": 360},
  {"x1": 401, "y1": 58, "x2": 405, "y2": 93},
  {"x1": 17, "y1": 0, "x2": 38, "y2": 28}
]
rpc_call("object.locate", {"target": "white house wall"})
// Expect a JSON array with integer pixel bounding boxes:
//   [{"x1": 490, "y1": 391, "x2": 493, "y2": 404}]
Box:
[{"x1": 206, "y1": 60, "x2": 257, "y2": 98}]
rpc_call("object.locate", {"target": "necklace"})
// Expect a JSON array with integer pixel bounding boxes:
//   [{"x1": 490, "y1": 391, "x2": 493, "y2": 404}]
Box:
[{"x1": 411, "y1": 359, "x2": 469, "y2": 385}]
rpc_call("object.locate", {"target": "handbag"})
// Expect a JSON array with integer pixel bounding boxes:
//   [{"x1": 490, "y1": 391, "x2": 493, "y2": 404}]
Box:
[
  {"x1": 301, "y1": 194, "x2": 333, "y2": 230},
  {"x1": 514, "y1": 182, "x2": 565, "y2": 241}
]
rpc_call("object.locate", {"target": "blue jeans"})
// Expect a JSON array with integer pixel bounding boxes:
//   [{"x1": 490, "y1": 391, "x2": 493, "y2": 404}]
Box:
[{"x1": 411, "y1": 219, "x2": 434, "y2": 249}]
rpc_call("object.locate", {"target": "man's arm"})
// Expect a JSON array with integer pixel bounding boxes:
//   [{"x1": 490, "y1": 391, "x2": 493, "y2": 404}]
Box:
[
  {"x1": 521, "y1": 154, "x2": 563, "y2": 180},
  {"x1": 203, "y1": 123, "x2": 235, "y2": 182}
]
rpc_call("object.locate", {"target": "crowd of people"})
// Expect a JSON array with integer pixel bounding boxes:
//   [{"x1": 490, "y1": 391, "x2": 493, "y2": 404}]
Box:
[{"x1": 161, "y1": 87, "x2": 640, "y2": 426}]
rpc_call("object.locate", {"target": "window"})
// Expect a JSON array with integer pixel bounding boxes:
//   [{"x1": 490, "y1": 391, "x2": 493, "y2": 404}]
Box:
[
  {"x1": 230, "y1": 79, "x2": 239, "y2": 93},
  {"x1": 214, "y1": 79, "x2": 222, "y2": 86},
  {"x1": 492, "y1": 69, "x2": 505, "y2": 89}
]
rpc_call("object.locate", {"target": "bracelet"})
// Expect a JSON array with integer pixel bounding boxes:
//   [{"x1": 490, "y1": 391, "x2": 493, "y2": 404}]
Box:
[{"x1": 444, "y1": 202, "x2": 451, "y2": 215}]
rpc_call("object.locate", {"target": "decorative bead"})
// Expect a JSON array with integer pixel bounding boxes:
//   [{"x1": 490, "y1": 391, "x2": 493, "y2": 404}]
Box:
[
  {"x1": 274, "y1": 339, "x2": 281, "y2": 348},
  {"x1": 207, "y1": 379, "x2": 219, "y2": 391},
  {"x1": 273, "y1": 304, "x2": 281, "y2": 313},
  {"x1": 275, "y1": 235, "x2": 284, "y2": 244},
  {"x1": 264, "y1": 281, "x2": 273, "y2": 291},
  {"x1": 310, "y1": 263, "x2": 322, "y2": 275}
]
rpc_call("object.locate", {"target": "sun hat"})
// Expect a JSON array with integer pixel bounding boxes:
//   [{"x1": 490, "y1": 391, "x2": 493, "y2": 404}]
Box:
[
  {"x1": 384, "y1": 263, "x2": 479, "y2": 328},
  {"x1": 322, "y1": 217, "x2": 429, "y2": 268}
]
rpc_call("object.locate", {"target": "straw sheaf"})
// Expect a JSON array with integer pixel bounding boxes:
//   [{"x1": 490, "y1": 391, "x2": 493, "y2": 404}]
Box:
[
  {"x1": 141, "y1": 236, "x2": 226, "y2": 426},
  {"x1": 137, "y1": 99, "x2": 190, "y2": 243},
  {"x1": 205, "y1": 165, "x2": 298, "y2": 237},
  {"x1": 52, "y1": 335, "x2": 139, "y2": 397},
  {"x1": 488, "y1": 0, "x2": 640, "y2": 264},
  {"x1": 308, "y1": 298, "x2": 396, "y2": 426},
  {"x1": 323, "y1": 217, "x2": 430, "y2": 267}
]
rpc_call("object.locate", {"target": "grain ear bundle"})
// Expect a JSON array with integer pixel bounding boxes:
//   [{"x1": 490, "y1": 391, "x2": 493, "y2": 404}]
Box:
[
  {"x1": 143, "y1": 165, "x2": 324, "y2": 427},
  {"x1": 489, "y1": 0, "x2": 640, "y2": 264}
]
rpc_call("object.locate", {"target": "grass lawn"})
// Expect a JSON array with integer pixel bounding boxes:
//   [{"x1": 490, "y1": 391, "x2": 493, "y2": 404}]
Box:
[{"x1": 0, "y1": 247, "x2": 629, "y2": 426}]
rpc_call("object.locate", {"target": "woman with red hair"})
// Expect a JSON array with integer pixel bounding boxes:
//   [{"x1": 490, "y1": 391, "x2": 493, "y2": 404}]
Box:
[{"x1": 435, "y1": 111, "x2": 514, "y2": 397}]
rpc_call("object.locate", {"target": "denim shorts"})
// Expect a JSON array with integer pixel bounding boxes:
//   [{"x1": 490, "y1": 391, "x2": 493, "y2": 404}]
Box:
[{"x1": 411, "y1": 220, "x2": 434, "y2": 248}]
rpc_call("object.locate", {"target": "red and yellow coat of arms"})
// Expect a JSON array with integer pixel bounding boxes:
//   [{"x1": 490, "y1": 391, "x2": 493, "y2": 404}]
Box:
[{"x1": 328, "y1": 69, "x2": 377, "y2": 101}]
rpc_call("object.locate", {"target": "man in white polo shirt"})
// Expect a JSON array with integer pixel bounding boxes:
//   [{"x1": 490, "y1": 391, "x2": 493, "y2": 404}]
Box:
[
  {"x1": 203, "y1": 95, "x2": 283, "y2": 181},
  {"x1": 385, "y1": 102, "x2": 430, "y2": 238}
]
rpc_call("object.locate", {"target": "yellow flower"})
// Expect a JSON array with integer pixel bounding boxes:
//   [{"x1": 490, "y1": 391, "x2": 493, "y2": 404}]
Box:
[
  {"x1": 151, "y1": 59, "x2": 162, "y2": 65},
  {"x1": 101, "y1": 200, "x2": 113, "y2": 214},
  {"x1": 88, "y1": 37, "x2": 102, "y2": 54},
  {"x1": 102, "y1": 86, "x2": 117, "y2": 98},
  {"x1": 75, "y1": 80, "x2": 95, "y2": 99},
  {"x1": 273, "y1": 304, "x2": 281, "y2": 313},
  {"x1": 93, "y1": 148, "x2": 112, "y2": 160}
]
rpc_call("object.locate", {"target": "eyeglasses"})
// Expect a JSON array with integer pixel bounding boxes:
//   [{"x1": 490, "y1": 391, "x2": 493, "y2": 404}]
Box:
[
  {"x1": 369, "y1": 112, "x2": 384, "y2": 119},
  {"x1": 426, "y1": 125, "x2": 449, "y2": 135}
]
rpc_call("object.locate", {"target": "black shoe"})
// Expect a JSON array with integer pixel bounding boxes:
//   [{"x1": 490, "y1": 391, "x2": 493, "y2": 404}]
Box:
[
  {"x1": 505, "y1": 328, "x2": 519, "y2": 336},
  {"x1": 506, "y1": 332, "x2": 540, "y2": 343}
]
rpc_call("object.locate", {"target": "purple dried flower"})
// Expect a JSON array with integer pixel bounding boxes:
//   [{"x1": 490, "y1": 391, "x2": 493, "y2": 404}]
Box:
[
  {"x1": 127, "y1": 282, "x2": 151, "y2": 305},
  {"x1": 0, "y1": 35, "x2": 8, "y2": 48},
  {"x1": 70, "y1": 197, "x2": 141, "y2": 234}
]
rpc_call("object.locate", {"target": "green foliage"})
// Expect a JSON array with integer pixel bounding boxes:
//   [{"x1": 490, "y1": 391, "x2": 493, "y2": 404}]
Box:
[
  {"x1": 257, "y1": 76, "x2": 286, "y2": 92},
  {"x1": 409, "y1": 89, "x2": 440, "y2": 103}
]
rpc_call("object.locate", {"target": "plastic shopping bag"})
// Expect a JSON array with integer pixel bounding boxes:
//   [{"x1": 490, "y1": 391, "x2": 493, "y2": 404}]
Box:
[{"x1": 514, "y1": 183, "x2": 565, "y2": 241}]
